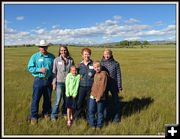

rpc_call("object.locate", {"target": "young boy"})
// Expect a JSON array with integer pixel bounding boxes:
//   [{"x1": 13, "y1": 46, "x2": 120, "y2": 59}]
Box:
[
  {"x1": 65, "y1": 66, "x2": 80, "y2": 127},
  {"x1": 101, "y1": 48, "x2": 122, "y2": 123},
  {"x1": 88, "y1": 61, "x2": 108, "y2": 129}
]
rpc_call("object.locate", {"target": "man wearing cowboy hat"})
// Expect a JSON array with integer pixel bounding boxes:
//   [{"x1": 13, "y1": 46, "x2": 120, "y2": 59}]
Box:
[{"x1": 27, "y1": 40, "x2": 55, "y2": 125}]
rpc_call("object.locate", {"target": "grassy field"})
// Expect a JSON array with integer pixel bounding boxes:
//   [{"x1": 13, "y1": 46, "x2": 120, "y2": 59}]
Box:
[{"x1": 3, "y1": 45, "x2": 176, "y2": 136}]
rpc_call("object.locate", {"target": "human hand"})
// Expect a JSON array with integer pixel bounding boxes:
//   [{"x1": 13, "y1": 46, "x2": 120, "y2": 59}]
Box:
[
  {"x1": 40, "y1": 67, "x2": 47, "y2": 74},
  {"x1": 52, "y1": 84, "x2": 56, "y2": 91},
  {"x1": 96, "y1": 99, "x2": 100, "y2": 102}
]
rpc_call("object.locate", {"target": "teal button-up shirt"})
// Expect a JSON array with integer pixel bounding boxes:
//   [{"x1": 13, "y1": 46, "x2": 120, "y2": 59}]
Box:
[{"x1": 28, "y1": 51, "x2": 55, "y2": 78}]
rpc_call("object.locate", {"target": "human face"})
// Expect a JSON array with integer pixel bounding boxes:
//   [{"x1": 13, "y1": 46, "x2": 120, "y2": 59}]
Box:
[
  {"x1": 71, "y1": 67, "x2": 77, "y2": 75},
  {"x1": 60, "y1": 47, "x2": 67, "y2": 57},
  {"x1": 39, "y1": 46, "x2": 48, "y2": 55},
  {"x1": 103, "y1": 51, "x2": 111, "y2": 60},
  {"x1": 82, "y1": 51, "x2": 91, "y2": 62},
  {"x1": 93, "y1": 63, "x2": 101, "y2": 73}
]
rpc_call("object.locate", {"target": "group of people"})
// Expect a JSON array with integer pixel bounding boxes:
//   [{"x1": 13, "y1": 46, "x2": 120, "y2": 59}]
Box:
[{"x1": 27, "y1": 40, "x2": 123, "y2": 129}]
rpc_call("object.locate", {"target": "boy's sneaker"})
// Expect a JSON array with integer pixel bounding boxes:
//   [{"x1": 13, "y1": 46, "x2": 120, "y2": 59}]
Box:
[{"x1": 30, "y1": 118, "x2": 37, "y2": 125}]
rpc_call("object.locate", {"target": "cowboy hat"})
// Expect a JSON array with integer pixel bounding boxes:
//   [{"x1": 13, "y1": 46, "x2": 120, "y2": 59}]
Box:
[{"x1": 36, "y1": 40, "x2": 49, "y2": 47}]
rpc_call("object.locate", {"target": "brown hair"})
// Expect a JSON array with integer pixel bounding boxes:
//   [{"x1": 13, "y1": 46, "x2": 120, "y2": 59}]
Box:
[
  {"x1": 58, "y1": 45, "x2": 70, "y2": 57},
  {"x1": 81, "y1": 48, "x2": 91, "y2": 55}
]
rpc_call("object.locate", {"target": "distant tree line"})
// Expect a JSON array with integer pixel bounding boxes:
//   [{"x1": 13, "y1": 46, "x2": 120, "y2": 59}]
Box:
[
  {"x1": 115, "y1": 40, "x2": 150, "y2": 48},
  {"x1": 5, "y1": 44, "x2": 36, "y2": 48},
  {"x1": 99, "y1": 40, "x2": 151, "y2": 48},
  {"x1": 120, "y1": 40, "x2": 150, "y2": 46},
  {"x1": 5, "y1": 40, "x2": 175, "y2": 48}
]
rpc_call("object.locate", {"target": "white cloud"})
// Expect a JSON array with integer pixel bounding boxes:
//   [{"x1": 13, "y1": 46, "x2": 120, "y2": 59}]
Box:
[
  {"x1": 33, "y1": 28, "x2": 47, "y2": 34},
  {"x1": 5, "y1": 31, "x2": 32, "y2": 45},
  {"x1": 4, "y1": 16, "x2": 176, "y2": 45},
  {"x1": 97, "y1": 19, "x2": 118, "y2": 27},
  {"x1": 19, "y1": 32, "x2": 30, "y2": 36},
  {"x1": 155, "y1": 21, "x2": 163, "y2": 26},
  {"x1": 16, "y1": 16, "x2": 25, "y2": 21},
  {"x1": 162, "y1": 25, "x2": 175, "y2": 32},
  {"x1": 124, "y1": 37, "x2": 142, "y2": 41},
  {"x1": 113, "y1": 15, "x2": 122, "y2": 21},
  {"x1": 5, "y1": 27, "x2": 17, "y2": 34},
  {"x1": 125, "y1": 18, "x2": 140, "y2": 24},
  {"x1": 145, "y1": 30, "x2": 162, "y2": 35},
  {"x1": 4, "y1": 20, "x2": 10, "y2": 29},
  {"x1": 168, "y1": 36, "x2": 175, "y2": 41},
  {"x1": 52, "y1": 25, "x2": 60, "y2": 29}
]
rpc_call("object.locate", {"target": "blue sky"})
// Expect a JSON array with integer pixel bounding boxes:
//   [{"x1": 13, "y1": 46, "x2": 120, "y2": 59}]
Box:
[{"x1": 4, "y1": 2, "x2": 177, "y2": 45}]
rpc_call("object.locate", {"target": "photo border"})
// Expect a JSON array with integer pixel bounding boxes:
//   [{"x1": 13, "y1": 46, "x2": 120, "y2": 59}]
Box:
[{"x1": 1, "y1": 1, "x2": 179, "y2": 138}]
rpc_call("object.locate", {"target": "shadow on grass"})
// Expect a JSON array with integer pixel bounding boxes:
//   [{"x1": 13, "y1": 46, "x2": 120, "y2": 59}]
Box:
[
  {"x1": 120, "y1": 96, "x2": 154, "y2": 117},
  {"x1": 106, "y1": 96, "x2": 154, "y2": 121}
]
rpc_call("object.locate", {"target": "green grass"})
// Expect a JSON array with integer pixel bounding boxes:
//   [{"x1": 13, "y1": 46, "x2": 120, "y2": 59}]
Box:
[{"x1": 3, "y1": 45, "x2": 176, "y2": 136}]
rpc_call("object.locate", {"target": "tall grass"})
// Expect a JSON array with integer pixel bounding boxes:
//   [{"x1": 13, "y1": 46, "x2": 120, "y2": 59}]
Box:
[{"x1": 3, "y1": 46, "x2": 176, "y2": 136}]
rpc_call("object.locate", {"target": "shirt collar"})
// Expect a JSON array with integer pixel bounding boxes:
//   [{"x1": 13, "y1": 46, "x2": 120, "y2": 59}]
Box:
[
  {"x1": 39, "y1": 51, "x2": 48, "y2": 57},
  {"x1": 80, "y1": 59, "x2": 92, "y2": 65}
]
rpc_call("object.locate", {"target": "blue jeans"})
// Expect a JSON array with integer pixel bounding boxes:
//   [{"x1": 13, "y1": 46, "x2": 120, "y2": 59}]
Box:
[
  {"x1": 88, "y1": 98, "x2": 105, "y2": 128},
  {"x1": 31, "y1": 78, "x2": 52, "y2": 119},
  {"x1": 74, "y1": 86, "x2": 91, "y2": 120},
  {"x1": 51, "y1": 83, "x2": 66, "y2": 119}
]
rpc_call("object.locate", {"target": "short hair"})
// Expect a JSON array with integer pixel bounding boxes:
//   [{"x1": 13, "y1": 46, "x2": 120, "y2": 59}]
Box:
[
  {"x1": 70, "y1": 65, "x2": 77, "y2": 70},
  {"x1": 81, "y1": 48, "x2": 91, "y2": 55},
  {"x1": 93, "y1": 60, "x2": 101, "y2": 67},
  {"x1": 103, "y1": 48, "x2": 112, "y2": 55}
]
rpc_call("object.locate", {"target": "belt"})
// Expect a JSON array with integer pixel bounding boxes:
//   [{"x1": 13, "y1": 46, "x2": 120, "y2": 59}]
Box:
[{"x1": 35, "y1": 77, "x2": 48, "y2": 80}]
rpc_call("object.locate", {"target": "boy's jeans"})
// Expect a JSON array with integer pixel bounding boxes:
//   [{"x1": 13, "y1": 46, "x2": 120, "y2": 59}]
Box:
[
  {"x1": 51, "y1": 82, "x2": 66, "y2": 119},
  {"x1": 88, "y1": 98, "x2": 105, "y2": 128},
  {"x1": 31, "y1": 78, "x2": 52, "y2": 119}
]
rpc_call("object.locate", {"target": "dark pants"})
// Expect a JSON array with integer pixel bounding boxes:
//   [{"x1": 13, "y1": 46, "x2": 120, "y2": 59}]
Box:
[
  {"x1": 66, "y1": 96, "x2": 76, "y2": 109},
  {"x1": 104, "y1": 78, "x2": 120, "y2": 122},
  {"x1": 31, "y1": 78, "x2": 52, "y2": 119},
  {"x1": 74, "y1": 86, "x2": 91, "y2": 120}
]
